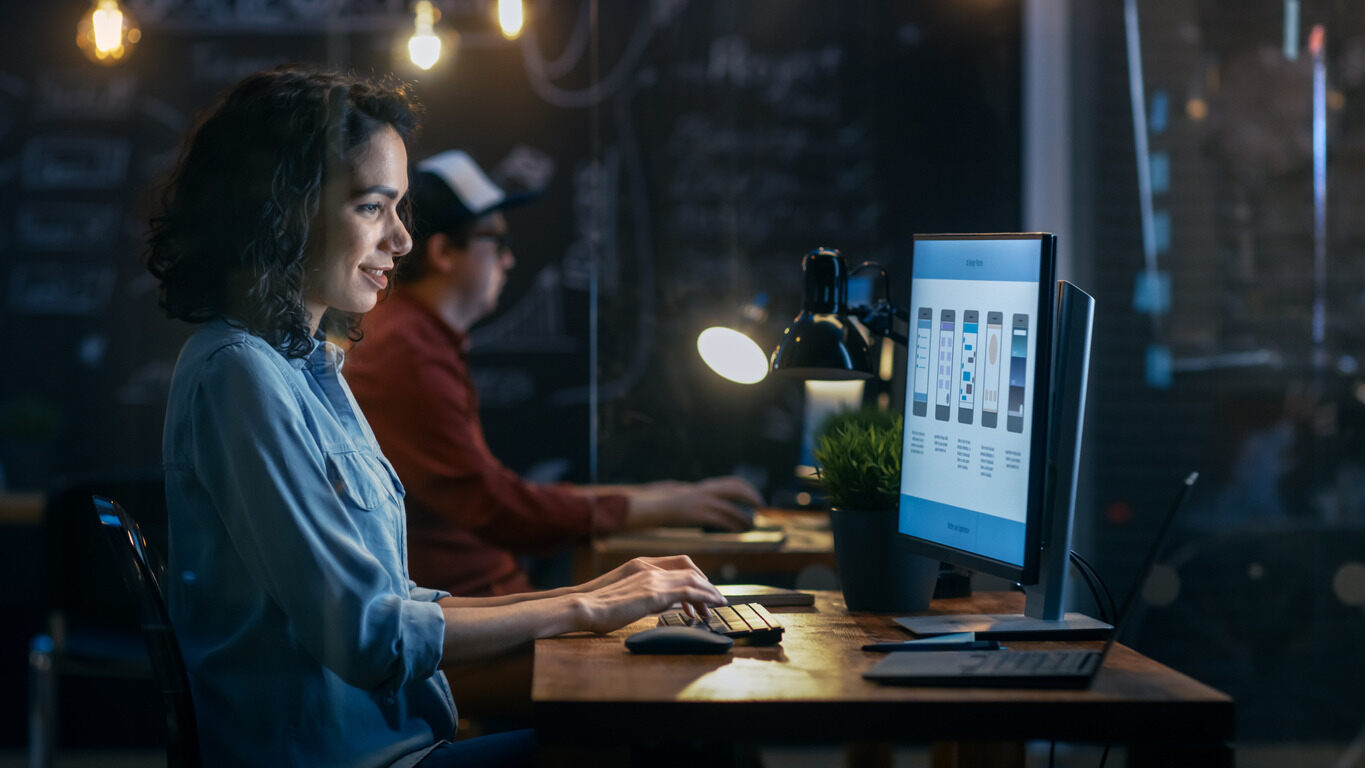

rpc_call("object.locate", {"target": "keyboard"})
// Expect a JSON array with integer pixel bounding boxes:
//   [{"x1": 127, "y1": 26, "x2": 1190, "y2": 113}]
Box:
[
  {"x1": 964, "y1": 649, "x2": 1102, "y2": 677},
  {"x1": 864, "y1": 648, "x2": 1104, "y2": 688},
  {"x1": 657, "y1": 602, "x2": 785, "y2": 645}
]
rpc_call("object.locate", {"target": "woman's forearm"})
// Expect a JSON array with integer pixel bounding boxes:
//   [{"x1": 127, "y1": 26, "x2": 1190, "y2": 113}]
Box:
[{"x1": 438, "y1": 593, "x2": 586, "y2": 664}]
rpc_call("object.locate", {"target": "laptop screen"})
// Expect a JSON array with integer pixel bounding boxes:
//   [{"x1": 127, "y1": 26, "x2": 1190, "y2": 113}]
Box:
[{"x1": 899, "y1": 235, "x2": 1049, "y2": 570}]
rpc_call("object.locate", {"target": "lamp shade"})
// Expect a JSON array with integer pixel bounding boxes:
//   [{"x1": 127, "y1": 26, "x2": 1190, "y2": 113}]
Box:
[
  {"x1": 697, "y1": 326, "x2": 769, "y2": 384},
  {"x1": 770, "y1": 248, "x2": 874, "y2": 380}
]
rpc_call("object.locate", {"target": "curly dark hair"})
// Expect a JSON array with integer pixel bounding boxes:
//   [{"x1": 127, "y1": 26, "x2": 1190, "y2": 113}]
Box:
[{"x1": 146, "y1": 65, "x2": 422, "y2": 358}]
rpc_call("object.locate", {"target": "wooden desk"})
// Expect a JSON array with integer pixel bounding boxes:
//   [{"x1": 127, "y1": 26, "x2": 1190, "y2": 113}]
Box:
[
  {"x1": 578, "y1": 508, "x2": 837, "y2": 583},
  {"x1": 532, "y1": 591, "x2": 1233, "y2": 766},
  {"x1": 0, "y1": 492, "x2": 43, "y2": 525}
]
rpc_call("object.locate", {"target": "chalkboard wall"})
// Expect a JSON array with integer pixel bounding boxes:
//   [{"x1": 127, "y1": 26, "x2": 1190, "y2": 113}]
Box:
[{"x1": 2, "y1": 0, "x2": 1021, "y2": 496}]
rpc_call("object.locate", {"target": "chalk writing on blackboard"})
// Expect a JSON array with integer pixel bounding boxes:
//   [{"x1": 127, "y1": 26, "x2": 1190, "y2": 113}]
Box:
[
  {"x1": 116, "y1": 360, "x2": 175, "y2": 406},
  {"x1": 9, "y1": 262, "x2": 116, "y2": 315},
  {"x1": 21, "y1": 135, "x2": 131, "y2": 190},
  {"x1": 492, "y1": 145, "x2": 556, "y2": 193},
  {"x1": 561, "y1": 149, "x2": 620, "y2": 295},
  {"x1": 470, "y1": 267, "x2": 575, "y2": 353},
  {"x1": 35, "y1": 70, "x2": 137, "y2": 120},
  {"x1": 16, "y1": 202, "x2": 120, "y2": 251},
  {"x1": 78, "y1": 334, "x2": 109, "y2": 368},
  {"x1": 469, "y1": 367, "x2": 536, "y2": 409},
  {"x1": 190, "y1": 42, "x2": 292, "y2": 83}
]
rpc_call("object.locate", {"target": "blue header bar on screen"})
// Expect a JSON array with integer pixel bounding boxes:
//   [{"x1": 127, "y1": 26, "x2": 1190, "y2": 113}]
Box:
[{"x1": 913, "y1": 238, "x2": 1042, "y2": 283}]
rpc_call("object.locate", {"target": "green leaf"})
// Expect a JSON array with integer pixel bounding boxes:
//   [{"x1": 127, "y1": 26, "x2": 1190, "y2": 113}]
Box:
[{"x1": 810, "y1": 407, "x2": 903, "y2": 511}]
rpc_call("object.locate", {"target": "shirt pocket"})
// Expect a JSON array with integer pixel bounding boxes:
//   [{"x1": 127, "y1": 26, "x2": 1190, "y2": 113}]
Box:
[
  {"x1": 324, "y1": 450, "x2": 386, "y2": 511},
  {"x1": 374, "y1": 454, "x2": 406, "y2": 503}
]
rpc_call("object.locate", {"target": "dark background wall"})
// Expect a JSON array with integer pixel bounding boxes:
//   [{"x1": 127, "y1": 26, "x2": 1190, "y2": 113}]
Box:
[{"x1": 1073, "y1": 0, "x2": 1365, "y2": 743}]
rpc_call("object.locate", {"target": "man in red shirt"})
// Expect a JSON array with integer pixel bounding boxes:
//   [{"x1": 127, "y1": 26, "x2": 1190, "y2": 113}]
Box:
[{"x1": 346, "y1": 151, "x2": 761, "y2": 596}]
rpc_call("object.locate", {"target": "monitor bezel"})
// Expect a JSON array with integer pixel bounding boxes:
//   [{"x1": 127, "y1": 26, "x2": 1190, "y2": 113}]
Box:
[{"x1": 897, "y1": 232, "x2": 1057, "y2": 585}]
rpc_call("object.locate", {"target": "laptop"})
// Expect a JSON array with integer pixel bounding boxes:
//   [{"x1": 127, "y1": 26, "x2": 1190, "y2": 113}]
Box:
[{"x1": 864, "y1": 472, "x2": 1198, "y2": 689}]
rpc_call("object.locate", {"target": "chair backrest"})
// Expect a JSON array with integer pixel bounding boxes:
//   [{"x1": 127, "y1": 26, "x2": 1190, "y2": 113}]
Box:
[
  {"x1": 93, "y1": 495, "x2": 200, "y2": 768},
  {"x1": 43, "y1": 470, "x2": 168, "y2": 633}
]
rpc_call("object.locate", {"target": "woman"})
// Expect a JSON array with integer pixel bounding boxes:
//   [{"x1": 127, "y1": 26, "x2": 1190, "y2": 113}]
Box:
[{"x1": 147, "y1": 65, "x2": 723, "y2": 768}]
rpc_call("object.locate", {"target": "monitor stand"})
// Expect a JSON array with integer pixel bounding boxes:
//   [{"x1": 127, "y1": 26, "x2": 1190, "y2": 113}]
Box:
[
  {"x1": 893, "y1": 592, "x2": 1112, "y2": 640},
  {"x1": 896, "y1": 281, "x2": 1112, "y2": 641}
]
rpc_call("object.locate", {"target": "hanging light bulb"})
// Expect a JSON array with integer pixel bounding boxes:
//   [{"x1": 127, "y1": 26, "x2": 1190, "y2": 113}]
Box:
[
  {"x1": 497, "y1": 0, "x2": 524, "y2": 39},
  {"x1": 408, "y1": 1, "x2": 442, "y2": 71},
  {"x1": 76, "y1": 0, "x2": 140, "y2": 65}
]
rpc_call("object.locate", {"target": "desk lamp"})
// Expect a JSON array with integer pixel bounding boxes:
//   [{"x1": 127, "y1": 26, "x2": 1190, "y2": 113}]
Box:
[
  {"x1": 770, "y1": 247, "x2": 904, "y2": 380},
  {"x1": 696, "y1": 293, "x2": 772, "y2": 385}
]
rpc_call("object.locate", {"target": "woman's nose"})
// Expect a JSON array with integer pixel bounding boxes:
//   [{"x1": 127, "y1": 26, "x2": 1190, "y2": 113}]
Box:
[{"x1": 388, "y1": 218, "x2": 413, "y2": 257}]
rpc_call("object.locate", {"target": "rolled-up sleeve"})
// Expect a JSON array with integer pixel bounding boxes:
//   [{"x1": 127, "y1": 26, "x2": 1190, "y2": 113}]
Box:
[{"x1": 189, "y1": 343, "x2": 445, "y2": 695}]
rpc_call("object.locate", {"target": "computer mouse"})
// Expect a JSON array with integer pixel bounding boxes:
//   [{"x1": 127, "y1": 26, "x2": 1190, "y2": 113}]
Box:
[
  {"x1": 701, "y1": 504, "x2": 757, "y2": 533},
  {"x1": 625, "y1": 626, "x2": 734, "y2": 654}
]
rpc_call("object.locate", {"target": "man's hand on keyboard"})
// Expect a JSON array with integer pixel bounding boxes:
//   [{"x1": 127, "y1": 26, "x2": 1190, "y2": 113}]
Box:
[{"x1": 621, "y1": 476, "x2": 762, "y2": 532}]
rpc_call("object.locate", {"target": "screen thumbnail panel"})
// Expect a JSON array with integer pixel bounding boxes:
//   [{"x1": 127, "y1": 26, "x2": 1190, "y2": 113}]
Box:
[{"x1": 899, "y1": 235, "x2": 1053, "y2": 576}]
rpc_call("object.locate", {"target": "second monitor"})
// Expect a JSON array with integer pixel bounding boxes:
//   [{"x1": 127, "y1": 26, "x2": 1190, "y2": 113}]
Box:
[{"x1": 897, "y1": 233, "x2": 1108, "y2": 638}]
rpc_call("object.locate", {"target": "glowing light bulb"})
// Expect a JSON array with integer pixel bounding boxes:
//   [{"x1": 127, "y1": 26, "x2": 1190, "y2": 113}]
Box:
[
  {"x1": 76, "y1": 0, "x2": 140, "y2": 65},
  {"x1": 408, "y1": 1, "x2": 442, "y2": 71},
  {"x1": 697, "y1": 327, "x2": 768, "y2": 385},
  {"x1": 498, "y1": 0, "x2": 524, "y2": 39}
]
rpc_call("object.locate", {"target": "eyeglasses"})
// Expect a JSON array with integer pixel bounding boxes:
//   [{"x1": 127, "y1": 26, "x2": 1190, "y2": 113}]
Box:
[{"x1": 469, "y1": 231, "x2": 510, "y2": 253}]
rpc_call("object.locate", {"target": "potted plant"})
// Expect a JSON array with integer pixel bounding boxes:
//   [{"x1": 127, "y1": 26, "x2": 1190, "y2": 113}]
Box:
[{"x1": 814, "y1": 408, "x2": 938, "y2": 612}]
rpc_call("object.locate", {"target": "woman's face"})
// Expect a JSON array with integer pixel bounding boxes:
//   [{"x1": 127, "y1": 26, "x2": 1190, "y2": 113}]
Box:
[{"x1": 303, "y1": 124, "x2": 412, "y2": 331}]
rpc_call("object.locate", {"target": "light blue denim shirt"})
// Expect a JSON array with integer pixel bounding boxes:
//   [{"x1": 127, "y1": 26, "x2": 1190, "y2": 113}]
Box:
[{"x1": 163, "y1": 319, "x2": 456, "y2": 768}]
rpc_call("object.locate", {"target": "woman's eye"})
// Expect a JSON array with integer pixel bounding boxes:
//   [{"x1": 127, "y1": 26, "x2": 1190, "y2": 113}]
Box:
[{"x1": 357, "y1": 203, "x2": 382, "y2": 215}]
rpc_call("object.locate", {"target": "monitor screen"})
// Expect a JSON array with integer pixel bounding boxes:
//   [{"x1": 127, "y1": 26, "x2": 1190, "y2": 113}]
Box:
[{"x1": 898, "y1": 234, "x2": 1055, "y2": 582}]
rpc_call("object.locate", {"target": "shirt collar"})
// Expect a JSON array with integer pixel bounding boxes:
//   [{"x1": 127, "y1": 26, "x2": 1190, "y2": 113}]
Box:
[
  {"x1": 286, "y1": 333, "x2": 323, "y2": 370},
  {"x1": 302, "y1": 332, "x2": 346, "y2": 375}
]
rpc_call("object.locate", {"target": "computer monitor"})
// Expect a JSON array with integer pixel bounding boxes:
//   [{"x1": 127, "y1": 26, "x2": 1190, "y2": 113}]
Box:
[{"x1": 895, "y1": 233, "x2": 1108, "y2": 638}]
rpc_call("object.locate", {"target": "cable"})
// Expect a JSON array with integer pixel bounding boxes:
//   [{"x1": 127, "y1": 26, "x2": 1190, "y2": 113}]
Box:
[
  {"x1": 1071, "y1": 550, "x2": 1118, "y2": 624},
  {"x1": 1071, "y1": 553, "x2": 1116, "y2": 625},
  {"x1": 1067, "y1": 551, "x2": 1105, "y2": 622},
  {"x1": 1068, "y1": 550, "x2": 1116, "y2": 625},
  {"x1": 1098, "y1": 743, "x2": 1111, "y2": 768}
]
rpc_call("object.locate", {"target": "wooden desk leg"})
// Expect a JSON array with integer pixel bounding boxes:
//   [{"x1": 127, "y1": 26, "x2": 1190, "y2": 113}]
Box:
[
  {"x1": 931, "y1": 741, "x2": 1025, "y2": 768},
  {"x1": 1128, "y1": 742, "x2": 1234, "y2": 768}
]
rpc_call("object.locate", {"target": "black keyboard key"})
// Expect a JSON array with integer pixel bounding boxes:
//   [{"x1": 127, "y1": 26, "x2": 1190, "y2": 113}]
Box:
[{"x1": 655, "y1": 602, "x2": 784, "y2": 646}]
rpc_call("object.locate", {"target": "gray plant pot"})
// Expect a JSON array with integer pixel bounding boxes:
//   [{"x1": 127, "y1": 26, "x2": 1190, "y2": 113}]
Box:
[{"x1": 829, "y1": 507, "x2": 939, "y2": 612}]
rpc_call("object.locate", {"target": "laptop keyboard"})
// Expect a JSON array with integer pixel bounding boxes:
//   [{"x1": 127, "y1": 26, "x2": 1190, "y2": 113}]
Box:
[
  {"x1": 966, "y1": 650, "x2": 1101, "y2": 676},
  {"x1": 658, "y1": 602, "x2": 785, "y2": 646}
]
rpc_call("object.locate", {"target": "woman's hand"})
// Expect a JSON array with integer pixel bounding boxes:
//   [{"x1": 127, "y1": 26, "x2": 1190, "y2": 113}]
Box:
[
  {"x1": 570, "y1": 560, "x2": 726, "y2": 635},
  {"x1": 575, "y1": 554, "x2": 705, "y2": 593}
]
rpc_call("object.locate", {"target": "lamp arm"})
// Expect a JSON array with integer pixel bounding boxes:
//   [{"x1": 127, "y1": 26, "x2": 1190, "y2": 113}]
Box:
[
  {"x1": 851, "y1": 301, "x2": 909, "y2": 347},
  {"x1": 848, "y1": 260, "x2": 910, "y2": 340}
]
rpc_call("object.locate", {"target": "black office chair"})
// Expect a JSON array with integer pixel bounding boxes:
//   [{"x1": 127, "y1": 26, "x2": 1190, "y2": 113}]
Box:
[
  {"x1": 93, "y1": 495, "x2": 200, "y2": 768},
  {"x1": 29, "y1": 471, "x2": 165, "y2": 767}
]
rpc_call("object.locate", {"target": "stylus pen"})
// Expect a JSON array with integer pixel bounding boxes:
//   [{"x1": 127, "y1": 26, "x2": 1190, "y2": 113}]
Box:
[{"x1": 861, "y1": 639, "x2": 1002, "y2": 653}]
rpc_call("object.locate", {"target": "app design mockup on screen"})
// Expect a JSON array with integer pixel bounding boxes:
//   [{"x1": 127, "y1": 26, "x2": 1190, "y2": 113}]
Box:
[
  {"x1": 957, "y1": 310, "x2": 979, "y2": 424},
  {"x1": 912, "y1": 307, "x2": 932, "y2": 417},
  {"x1": 981, "y1": 311, "x2": 1002, "y2": 428},
  {"x1": 1007, "y1": 313, "x2": 1028, "y2": 434},
  {"x1": 934, "y1": 309, "x2": 955, "y2": 421},
  {"x1": 899, "y1": 237, "x2": 1042, "y2": 568}
]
